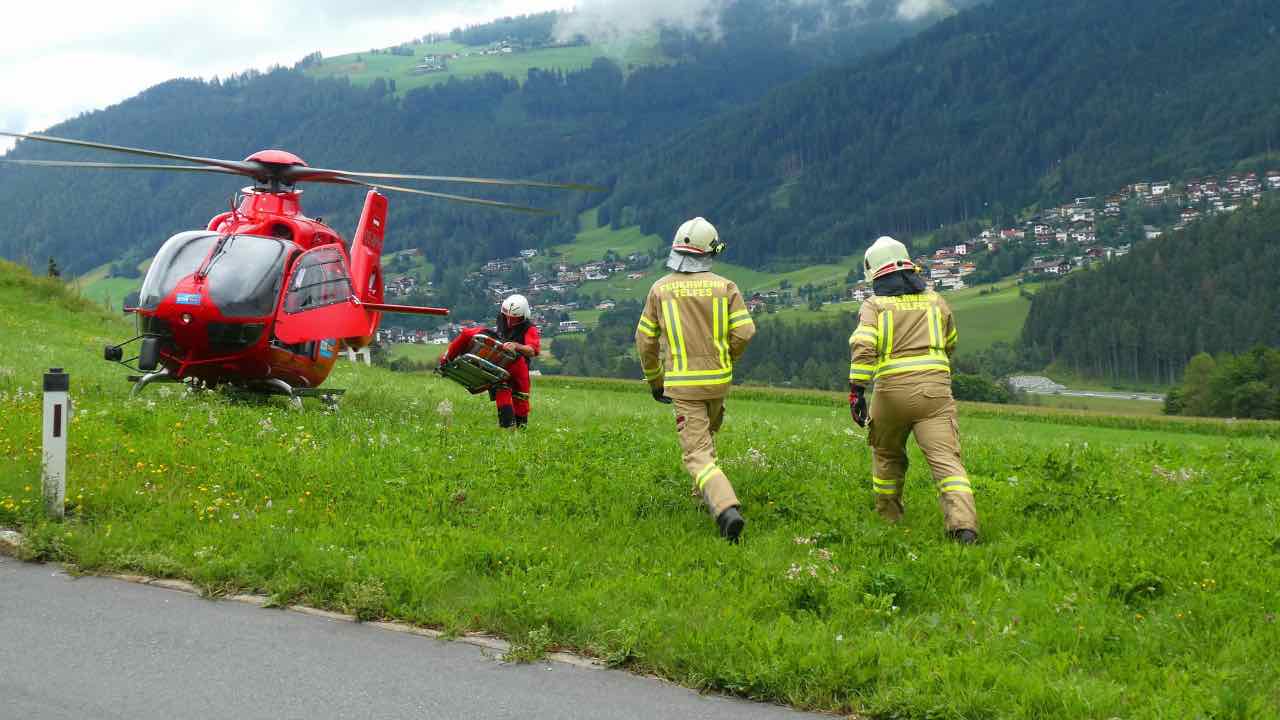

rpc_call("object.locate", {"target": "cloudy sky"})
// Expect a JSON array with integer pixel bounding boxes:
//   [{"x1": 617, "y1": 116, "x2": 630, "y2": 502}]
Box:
[{"x1": 0, "y1": 0, "x2": 572, "y2": 152}]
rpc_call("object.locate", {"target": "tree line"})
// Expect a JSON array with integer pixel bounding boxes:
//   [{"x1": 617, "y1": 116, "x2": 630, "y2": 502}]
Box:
[
  {"x1": 546, "y1": 301, "x2": 1009, "y2": 401},
  {"x1": 1165, "y1": 348, "x2": 1280, "y2": 420}
]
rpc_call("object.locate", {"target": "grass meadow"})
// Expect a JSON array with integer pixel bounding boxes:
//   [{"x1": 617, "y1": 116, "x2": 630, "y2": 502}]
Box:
[{"x1": 2, "y1": 261, "x2": 1278, "y2": 718}]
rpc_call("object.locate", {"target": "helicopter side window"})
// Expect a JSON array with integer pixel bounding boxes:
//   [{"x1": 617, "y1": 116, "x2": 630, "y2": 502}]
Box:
[
  {"x1": 285, "y1": 247, "x2": 352, "y2": 314},
  {"x1": 138, "y1": 232, "x2": 219, "y2": 310}
]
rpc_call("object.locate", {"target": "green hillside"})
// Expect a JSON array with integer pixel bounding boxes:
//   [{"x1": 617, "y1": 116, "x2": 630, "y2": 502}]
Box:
[
  {"x1": 3, "y1": 260, "x2": 1279, "y2": 718},
  {"x1": 607, "y1": 0, "x2": 1280, "y2": 265},
  {"x1": 0, "y1": 0, "x2": 962, "y2": 277},
  {"x1": 306, "y1": 41, "x2": 668, "y2": 94}
]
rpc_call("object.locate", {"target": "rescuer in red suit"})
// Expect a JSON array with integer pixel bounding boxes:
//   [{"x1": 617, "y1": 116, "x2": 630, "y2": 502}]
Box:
[{"x1": 440, "y1": 294, "x2": 540, "y2": 428}]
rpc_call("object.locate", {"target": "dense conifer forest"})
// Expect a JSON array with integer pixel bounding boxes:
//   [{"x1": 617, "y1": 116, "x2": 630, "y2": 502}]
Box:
[
  {"x1": 604, "y1": 0, "x2": 1280, "y2": 266},
  {"x1": 1021, "y1": 197, "x2": 1280, "y2": 385}
]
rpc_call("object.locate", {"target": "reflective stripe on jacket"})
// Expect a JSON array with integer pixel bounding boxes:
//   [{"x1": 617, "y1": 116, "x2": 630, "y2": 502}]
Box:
[
  {"x1": 849, "y1": 291, "x2": 957, "y2": 385},
  {"x1": 635, "y1": 271, "x2": 756, "y2": 400}
]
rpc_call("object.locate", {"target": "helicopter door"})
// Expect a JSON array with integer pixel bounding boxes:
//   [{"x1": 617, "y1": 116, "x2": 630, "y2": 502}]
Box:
[{"x1": 273, "y1": 246, "x2": 369, "y2": 344}]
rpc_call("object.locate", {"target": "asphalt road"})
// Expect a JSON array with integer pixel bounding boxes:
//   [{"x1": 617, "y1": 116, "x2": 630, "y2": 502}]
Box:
[{"x1": 0, "y1": 556, "x2": 821, "y2": 720}]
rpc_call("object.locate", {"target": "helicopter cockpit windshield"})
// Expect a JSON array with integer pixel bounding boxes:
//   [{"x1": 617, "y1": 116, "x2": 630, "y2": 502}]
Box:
[
  {"x1": 205, "y1": 235, "x2": 290, "y2": 316},
  {"x1": 139, "y1": 232, "x2": 292, "y2": 317}
]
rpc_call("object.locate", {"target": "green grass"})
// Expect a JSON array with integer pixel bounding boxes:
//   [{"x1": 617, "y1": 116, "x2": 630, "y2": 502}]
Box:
[
  {"x1": 387, "y1": 343, "x2": 447, "y2": 364},
  {"x1": 1016, "y1": 393, "x2": 1166, "y2": 416},
  {"x1": 763, "y1": 283, "x2": 1031, "y2": 353},
  {"x1": 568, "y1": 309, "x2": 602, "y2": 327},
  {"x1": 1019, "y1": 393, "x2": 1166, "y2": 416},
  {"x1": 307, "y1": 41, "x2": 668, "y2": 95},
  {"x1": 4, "y1": 259, "x2": 1280, "y2": 718},
  {"x1": 553, "y1": 210, "x2": 665, "y2": 265},
  {"x1": 73, "y1": 260, "x2": 147, "y2": 310},
  {"x1": 947, "y1": 284, "x2": 1033, "y2": 352}
]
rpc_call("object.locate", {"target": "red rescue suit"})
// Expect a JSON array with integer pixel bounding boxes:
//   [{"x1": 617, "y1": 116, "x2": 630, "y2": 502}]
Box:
[{"x1": 443, "y1": 322, "x2": 540, "y2": 426}]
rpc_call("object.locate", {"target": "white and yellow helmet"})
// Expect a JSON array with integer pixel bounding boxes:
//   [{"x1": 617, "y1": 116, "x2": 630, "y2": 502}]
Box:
[
  {"x1": 863, "y1": 236, "x2": 915, "y2": 283},
  {"x1": 672, "y1": 217, "x2": 726, "y2": 256}
]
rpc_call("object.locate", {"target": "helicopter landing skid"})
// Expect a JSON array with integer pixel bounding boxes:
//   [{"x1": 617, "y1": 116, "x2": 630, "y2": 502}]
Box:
[
  {"x1": 127, "y1": 370, "x2": 179, "y2": 397},
  {"x1": 260, "y1": 378, "x2": 345, "y2": 408}
]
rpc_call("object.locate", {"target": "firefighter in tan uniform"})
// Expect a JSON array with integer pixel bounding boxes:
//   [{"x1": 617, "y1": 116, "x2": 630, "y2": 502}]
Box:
[
  {"x1": 848, "y1": 236, "x2": 979, "y2": 544},
  {"x1": 636, "y1": 217, "x2": 756, "y2": 542}
]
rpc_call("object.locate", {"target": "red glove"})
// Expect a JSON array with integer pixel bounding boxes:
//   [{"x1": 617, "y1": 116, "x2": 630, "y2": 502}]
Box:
[{"x1": 849, "y1": 385, "x2": 868, "y2": 427}]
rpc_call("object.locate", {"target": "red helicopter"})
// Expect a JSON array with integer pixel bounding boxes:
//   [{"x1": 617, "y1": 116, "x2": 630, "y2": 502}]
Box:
[{"x1": 0, "y1": 131, "x2": 595, "y2": 404}]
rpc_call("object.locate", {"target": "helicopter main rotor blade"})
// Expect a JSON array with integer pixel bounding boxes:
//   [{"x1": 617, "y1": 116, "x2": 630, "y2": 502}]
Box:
[
  {"x1": 286, "y1": 166, "x2": 604, "y2": 193},
  {"x1": 325, "y1": 176, "x2": 555, "y2": 215},
  {"x1": 0, "y1": 159, "x2": 241, "y2": 175},
  {"x1": 0, "y1": 131, "x2": 259, "y2": 177}
]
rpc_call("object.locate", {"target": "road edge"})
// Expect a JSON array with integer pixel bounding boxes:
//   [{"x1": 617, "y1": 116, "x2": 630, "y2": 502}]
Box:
[{"x1": 0, "y1": 527, "x2": 602, "y2": 670}]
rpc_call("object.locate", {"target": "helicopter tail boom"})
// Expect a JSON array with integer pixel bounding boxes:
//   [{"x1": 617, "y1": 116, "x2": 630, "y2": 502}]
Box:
[{"x1": 362, "y1": 303, "x2": 450, "y2": 317}]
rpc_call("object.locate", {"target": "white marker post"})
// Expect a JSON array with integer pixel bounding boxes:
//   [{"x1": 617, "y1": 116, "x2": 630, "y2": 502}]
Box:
[{"x1": 42, "y1": 368, "x2": 69, "y2": 519}]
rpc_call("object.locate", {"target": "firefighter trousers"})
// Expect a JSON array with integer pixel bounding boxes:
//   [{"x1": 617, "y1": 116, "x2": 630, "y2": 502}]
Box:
[
  {"x1": 867, "y1": 378, "x2": 978, "y2": 533},
  {"x1": 673, "y1": 398, "x2": 739, "y2": 517}
]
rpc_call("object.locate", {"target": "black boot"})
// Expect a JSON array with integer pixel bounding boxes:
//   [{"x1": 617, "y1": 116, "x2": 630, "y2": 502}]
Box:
[
  {"x1": 949, "y1": 528, "x2": 979, "y2": 545},
  {"x1": 514, "y1": 415, "x2": 528, "y2": 429},
  {"x1": 716, "y1": 507, "x2": 745, "y2": 543},
  {"x1": 498, "y1": 406, "x2": 515, "y2": 428}
]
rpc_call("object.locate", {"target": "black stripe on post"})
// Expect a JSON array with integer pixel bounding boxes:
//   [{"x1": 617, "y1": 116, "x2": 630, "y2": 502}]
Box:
[{"x1": 53, "y1": 404, "x2": 62, "y2": 439}]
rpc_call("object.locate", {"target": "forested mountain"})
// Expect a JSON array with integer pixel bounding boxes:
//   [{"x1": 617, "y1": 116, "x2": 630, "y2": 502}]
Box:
[
  {"x1": 1021, "y1": 197, "x2": 1280, "y2": 385},
  {"x1": 0, "y1": 1, "x2": 952, "y2": 275},
  {"x1": 603, "y1": 0, "x2": 1280, "y2": 266}
]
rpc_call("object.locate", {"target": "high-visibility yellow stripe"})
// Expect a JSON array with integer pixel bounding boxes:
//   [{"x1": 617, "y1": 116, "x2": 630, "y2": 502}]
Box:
[
  {"x1": 667, "y1": 369, "x2": 733, "y2": 387},
  {"x1": 875, "y1": 354, "x2": 951, "y2": 379},
  {"x1": 880, "y1": 310, "x2": 895, "y2": 362},
  {"x1": 711, "y1": 298, "x2": 720, "y2": 366},
  {"x1": 642, "y1": 364, "x2": 663, "y2": 381},
  {"x1": 873, "y1": 477, "x2": 899, "y2": 495},
  {"x1": 712, "y1": 297, "x2": 730, "y2": 369},
  {"x1": 927, "y1": 306, "x2": 940, "y2": 356},
  {"x1": 722, "y1": 297, "x2": 732, "y2": 368},
  {"x1": 938, "y1": 476, "x2": 973, "y2": 494},
  {"x1": 668, "y1": 378, "x2": 734, "y2": 388},
  {"x1": 696, "y1": 464, "x2": 721, "y2": 490},
  {"x1": 668, "y1": 368, "x2": 736, "y2": 377},
  {"x1": 638, "y1": 315, "x2": 658, "y2": 330},
  {"x1": 937, "y1": 307, "x2": 951, "y2": 358},
  {"x1": 728, "y1": 309, "x2": 752, "y2": 322},
  {"x1": 850, "y1": 363, "x2": 876, "y2": 382},
  {"x1": 661, "y1": 300, "x2": 681, "y2": 372},
  {"x1": 728, "y1": 317, "x2": 754, "y2": 330},
  {"x1": 636, "y1": 323, "x2": 659, "y2": 338},
  {"x1": 850, "y1": 326, "x2": 879, "y2": 346},
  {"x1": 670, "y1": 300, "x2": 688, "y2": 373}
]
